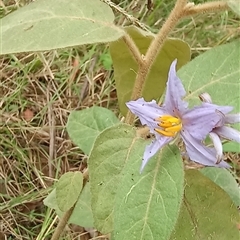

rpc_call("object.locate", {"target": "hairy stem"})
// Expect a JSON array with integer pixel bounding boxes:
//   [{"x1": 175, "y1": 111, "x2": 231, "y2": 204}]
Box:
[
  {"x1": 144, "y1": 0, "x2": 187, "y2": 68},
  {"x1": 125, "y1": 0, "x2": 230, "y2": 124},
  {"x1": 125, "y1": 0, "x2": 187, "y2": 124},
  {"x1": 50, "y1": 206, "x2": 75, "y2": 240},
  {"x1": 182, "y1": 1, "x2": 229, "y2": 16},
  {"x1": 123, "y1": 34, "x2": 143, "y2": 66}
]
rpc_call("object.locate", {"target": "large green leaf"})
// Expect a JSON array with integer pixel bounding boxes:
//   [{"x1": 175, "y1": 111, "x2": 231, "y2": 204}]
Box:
[
  {"x1": 114, "y1": 144, "x2": 184, "y2": 240},
  {"x1": 56, "y1": 171, "x2": 83, "y2": 212},
  {"x1": 170, "y1": 170, "x2": 239, "y2": 240},
  {"x1": 89, "y1": 124, "x2": 139, "y2": 234},
  {"x1": 200, "y1": 167, "x2": 240, "y2": 206},
  {"x1": 110, "y1": 26, "x2": 191, "y2": 115},
  {"x1": 66, "y1": 106, "x2": 119, "y2": 155},
  {"x1": 0, "y1": 0, "x2": 124, "y2": 54},
  {"x1": 43, "y1": 182, "x2": 94, "y2": 228},
  {"x1": 179, "y1": 41, "x2": 240, "y2": 111},
  {"x1": 89, "y1": 124, "x2": 184, "y2": 238},
  {"x1": 223, "y1": 141, "x2": 240, "y2": 153},
  {"x1": 228, "y1": 0, "x2": 240, "y2": 16}
]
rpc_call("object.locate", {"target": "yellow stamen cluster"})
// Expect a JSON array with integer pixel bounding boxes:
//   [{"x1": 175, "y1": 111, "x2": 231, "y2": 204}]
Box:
[{"x1": 154, "y1": 115, "x2": 182, "y2": 137}]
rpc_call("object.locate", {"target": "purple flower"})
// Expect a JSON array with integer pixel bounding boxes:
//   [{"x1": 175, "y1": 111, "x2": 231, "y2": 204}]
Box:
[
  {"x1": 199, "y1": 93, "x2": 240, "y2": 163},
  {"x1": 126, "y1": 60, "x2": 230, "y2": 172}
]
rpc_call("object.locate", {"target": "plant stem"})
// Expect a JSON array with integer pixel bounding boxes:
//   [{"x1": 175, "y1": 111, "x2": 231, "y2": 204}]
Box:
[
  {"x1": 50, "y1": 169, "x2": 89, "y2": 240},
  {"x1": 122, "y1": 34, "x2": 143, "y2": 66},
  {"x1": 124, "y1": 0, "x2": 230, "y2": 124},
  {"x1": 50, "y1": 206, "x2": 75, "y2": 240},
  {"x1": 182, "y1": 1, "x2": 229, "y2": 16},
  {"x1": 125, "y1": 0, "x2": 187, "y2": 124},
  {"x1": 144, "y1": 0, "x2": 187, "y2": 68}
]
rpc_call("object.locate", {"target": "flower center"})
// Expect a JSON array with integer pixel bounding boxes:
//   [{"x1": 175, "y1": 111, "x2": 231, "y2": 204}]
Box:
[{"x1": 154, "y1": 115, "x2": 182, "y2": 137}]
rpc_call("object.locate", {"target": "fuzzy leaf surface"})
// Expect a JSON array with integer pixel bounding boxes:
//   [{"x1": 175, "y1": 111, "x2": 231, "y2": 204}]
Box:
[
  {"x1": 223, "y1": 141, "x2": 240, "y2": 153},
  {"x1": 179, "y1": 41, "x2": 240, "y2": 111},
  {"x1": 113, "y1": 144, "x2": 184, "y2": 240},
  {"x1": 228, "y1": 0, "x2": 240, "y2": 16},
  {"x1": 89, "y1": 124, "x2": 184, "y2": 238},
  {"x1": 67, "y1": 106, "x2": 119, "y2": 155},
  {"x1": 56, "y1": 172, "x2": 83, "y2": 212},
  {"x1": 200, "y1": 167, "x2": 240, "y2": 206},
  {"x1": 170, "y1": 170, "x2": 239, "y2": 240},
  {"x1": 44, "y1": 182, "x2": 94, "y2": 228},
  {"x1": 1, "y1": 0, "x2": 123, "y2": 54}
]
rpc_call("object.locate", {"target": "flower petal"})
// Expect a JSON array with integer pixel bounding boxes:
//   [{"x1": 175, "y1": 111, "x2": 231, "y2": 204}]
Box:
[
  {"x1": 182, "y1": 103, "x2": 224, "y2": 140},
  {"x1": 141, "y1": 136, "x2": 171, "y2": 172},
  {"x1": 181, "y1": 130, "x2": 230, "y2": 168},
  {"x1": 209, "y1": 132, "x2": 223, "y2": 163},
  {"x1": 225, "y1": 113, "x2": 240, "y2": 124},
  {"x1": 126, "y1": 98, "x2": 167, "y2": 133},
  {"x1": 199, "y1": 93, "x2": 234, "y2": 115},
  {"x1": 205, "y1": 103, "x2": 233, "y2": 115},
  {"x1": 163, "y1": 60, "x2": 188, "y2": 117},
  {"x1": 214, "y1": 126, "x2": 240, "y2": 143}
]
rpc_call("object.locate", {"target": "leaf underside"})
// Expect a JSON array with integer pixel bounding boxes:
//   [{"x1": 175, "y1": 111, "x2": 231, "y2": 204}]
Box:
[{"x1": 1, "y1": 0, "x2": 124, "y2": 54}]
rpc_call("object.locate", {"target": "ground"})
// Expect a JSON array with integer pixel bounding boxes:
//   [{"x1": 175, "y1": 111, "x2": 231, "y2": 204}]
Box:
[{"x1": 0, "y1": 0, "x2": 239, "y2": 239}]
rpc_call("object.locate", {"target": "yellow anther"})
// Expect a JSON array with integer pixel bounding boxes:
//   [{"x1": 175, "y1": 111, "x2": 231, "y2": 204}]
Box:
[
  {"x1": 158, "y1": 121, "x2": 173, "y2": 128},
  {"x1": 165, "y1": 124, "x2": 182, "y2": 132},
  {"x1": 156, "y1": 116, "x2": 180, "y2": 124},
  {"x1": 154, "y1": 115, "x2": 182, "y2": 137},
  {"x1": 157, "y1": 115, "x2": 173, "y2": 120},
  {"x1": 163, "y1": 117, "x2": 181, "y2": 124},
  {"x1": 154, "y1": 128, "x2": 176, "y2": 137}
]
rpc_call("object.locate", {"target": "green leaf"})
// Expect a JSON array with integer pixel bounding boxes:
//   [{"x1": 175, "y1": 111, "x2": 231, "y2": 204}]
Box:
[
  {"x1": 1, "y1": 0, "x2": 124, "y2": 54},
  {"x1": 114, "y1": 145, "x2": 184, "y2": 240},
  {"x1": 170, "y1": 170, "x2": 239, "y2": 240},
  {"x1": 200, "y1": 167, "x2": 240, "y2": 206},
  {"x1": 223, "y1": 123, "x2": 240, "y2": 154},
  {"x1": 56, "y1": 171, "x2": 83, "y2": 212},
  {"x1": 89, "y1": 124, "x2": 137, "y2": 233},
  {"x1": 88, "y1": 124, "x2": 184, "y2": 237},
  {"x1": 223, "y1": 141, "x2": 240, "y2": 153},
  {"x1": 66, "y1": 106, "x2": 119, "y2": 155},
  {"x1": 43, "y1": 188, "x2": 56, "y2": 209},
  {"x1": 228, "y1": 0, "x2": 240, "y2": 16},
  {"x1": 110, "y1": 26, "x2": 191, "y2": 115},
  {"x1": 179, "y1": 41, "x2": 240, "y2": 111},
  {"x1": 43, "y1": 182, "x2": 94, "y2": 228}
]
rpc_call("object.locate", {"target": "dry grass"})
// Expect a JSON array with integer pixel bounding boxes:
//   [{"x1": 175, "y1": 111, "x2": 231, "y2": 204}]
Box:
[{"x1": 0, "y1": 0, "x2": 239, "y2": 239}]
